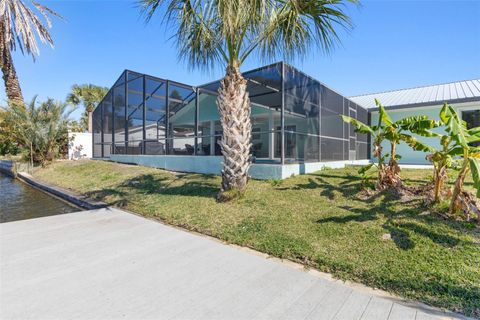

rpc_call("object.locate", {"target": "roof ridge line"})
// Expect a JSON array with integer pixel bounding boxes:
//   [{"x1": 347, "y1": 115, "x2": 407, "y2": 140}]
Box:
[{"x1": 349, "y1": 78, "x2": 480, "y2": 98}]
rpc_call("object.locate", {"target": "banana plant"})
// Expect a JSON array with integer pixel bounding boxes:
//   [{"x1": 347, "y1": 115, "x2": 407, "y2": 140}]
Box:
[
  {"x1": 425, "y1": 135, "x2": 457, "y2": 202},
  {"x1": 408, "y1": 104, "x2": 462, "y2": 203},
  {"x1": 343, "y1": 99, "x2": 436, "y2": 190},
  {"x1": 380, "y1": 105, "x2": 438, "y2": 187},
  {"x1": 439, "y1": 104, "x2": 480, "y2": 215}
]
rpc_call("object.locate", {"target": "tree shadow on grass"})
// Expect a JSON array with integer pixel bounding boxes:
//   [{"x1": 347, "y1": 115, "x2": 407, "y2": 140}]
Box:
[
  {"x1": 119, "y1": 174, "x2": 219, "y2": 198},
  {"x1": 316, "y1": 187, "x2": 466, "y2": 250},
  {"x1": 85, "y1": 188, "x2": 129, "y2": 207},
  {"x1": 397, "y1": 221, "x2": 460, "y2": 247},
  {"x1": 83, "y1": 173, "x2": 220, "y2": 205},
  {"x1": 316, "y1": 176, "x2": 360, "y2": 200},
  {"x1": 318, "y1": 205, "x2": 379, "y2": 224},
  {"x1": 379, "y1": 277, "x2": 480, "y2": 318},
  {"x1": 382, "y1": 223, "x2": 416, "y2": 250},
  {"x1": 276, "y1": 174, "x2": 363, "y2": 200}
]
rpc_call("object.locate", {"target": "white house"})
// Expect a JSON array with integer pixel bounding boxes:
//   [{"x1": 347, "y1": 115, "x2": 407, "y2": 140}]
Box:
[
  {"x1": 350, "y1": 79, "x2": 480, "y2": 164},
  {"x1": 68, "y1": 132, "x2": 92, "y2": 160}
]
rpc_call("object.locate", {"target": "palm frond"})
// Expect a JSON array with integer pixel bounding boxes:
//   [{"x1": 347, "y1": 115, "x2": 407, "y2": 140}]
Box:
[
  {"x1": 0, "y1": 0, "x2": 61, "y2": 58},
  {"x1": 139, "y1": 0, "x2": 358, "y2": 68},
  {"x1": 251, "y1": 0, "x2": 356, "y2": 62},
  {"x1": 66, "y1": 84, "x2": 108, "y2": 113}
]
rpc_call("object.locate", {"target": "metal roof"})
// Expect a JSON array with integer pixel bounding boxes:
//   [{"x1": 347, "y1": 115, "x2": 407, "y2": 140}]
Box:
[{"x1": 349, "y1": 79, "x2": 480, "y2": 110}]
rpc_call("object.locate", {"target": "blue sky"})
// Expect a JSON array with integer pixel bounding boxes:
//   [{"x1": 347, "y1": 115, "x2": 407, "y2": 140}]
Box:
[{"x1": 2, "y1": 0, "x2": 479, "y2": 120}]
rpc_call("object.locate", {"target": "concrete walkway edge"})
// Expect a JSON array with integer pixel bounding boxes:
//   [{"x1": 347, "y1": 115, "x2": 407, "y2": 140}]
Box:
[{"x1": 16, "y1": 172, "x2": 107, "y2": 210}]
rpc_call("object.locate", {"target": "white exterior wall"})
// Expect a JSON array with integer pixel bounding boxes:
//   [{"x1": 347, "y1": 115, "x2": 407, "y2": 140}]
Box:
[
  {"x1": 68, "y1": 132, "x2": 92, "y2": 160},
  {"x1": 108, "y1": 154, "x2": 370, "y2": 180},
  {"x1": 370, "y1": 101, "x2": 480, "y2": 164}
]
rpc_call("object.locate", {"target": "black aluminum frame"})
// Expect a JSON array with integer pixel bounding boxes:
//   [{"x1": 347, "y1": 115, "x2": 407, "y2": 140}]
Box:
[{"x1": 92, "y1": 62, "x2": 370, "y2": 163}]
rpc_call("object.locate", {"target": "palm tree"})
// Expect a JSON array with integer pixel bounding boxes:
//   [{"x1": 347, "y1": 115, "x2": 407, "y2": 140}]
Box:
[
  {"x1": 140, "y1": 0, "x2": 357, "y2": 198},
  {"x1": 66, "y1": 84, "x2": 108, "y2": 133},
  {"x1": 0, "y1": 0, "x2": 61, "y2": 106},
  {"x1": 3, "y1": 96, "x2": 72, "y2": 166}
]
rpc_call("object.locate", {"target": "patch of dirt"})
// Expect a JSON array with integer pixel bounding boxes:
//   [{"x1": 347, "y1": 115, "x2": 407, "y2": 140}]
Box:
[
  {"x1": 358, "y1": 184, "x2": 480, "y2": 223},
  {"x1": 456, "y1": 191, "x2": 480, "y2": 222}
]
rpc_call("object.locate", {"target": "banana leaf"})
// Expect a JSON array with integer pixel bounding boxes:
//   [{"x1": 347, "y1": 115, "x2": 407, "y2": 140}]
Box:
[
  {"x1": 441, "y1": 104, "x2": 469, "y2": 148},
  {"x1": 341, "y1": 115, "x2": 375, "y2": 135},
  {"x1": 359, "y1": 163, "x2": 374, "y2": 175},
  {"x1": 399, "y1": 133, "x2": 435, "y2": 153},
  {"x1": 376, "y1": 100, "x2": 393, "y2": 127}
]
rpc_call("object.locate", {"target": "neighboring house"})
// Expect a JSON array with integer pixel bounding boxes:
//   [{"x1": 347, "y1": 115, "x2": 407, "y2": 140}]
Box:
[
  {"x1": 92, "y1": 62, "x2": 370, "y2": 179},
  {"x1": 350, "y1": 79, "x2": 480, "y2": 164},
  {"x1": 68, "y1": 132, "x2": 92, "y2": 160}
]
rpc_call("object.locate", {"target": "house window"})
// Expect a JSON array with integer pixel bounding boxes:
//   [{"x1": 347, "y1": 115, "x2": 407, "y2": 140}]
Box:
[
  {"x1": 462, "y1": 110, "x2": 480, "y2": 146},
  {"x1": 462, "y1": 110, "x2": 480, "y2": 128}
]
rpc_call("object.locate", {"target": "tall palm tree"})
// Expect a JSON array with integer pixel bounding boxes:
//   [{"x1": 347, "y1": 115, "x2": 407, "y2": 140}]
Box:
[
  {"x1": 0, "y1": 0, "x2": 61, "y2": 106},
  {"x1": 140, "y1": 0, "x2": 357, "y2": 198},
  {"x1": 66, "y1": 84, "x2": 108, "y2": 133}
]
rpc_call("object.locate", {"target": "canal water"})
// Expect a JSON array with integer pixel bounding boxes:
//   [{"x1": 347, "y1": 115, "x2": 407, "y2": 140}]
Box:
[{"x1": 0, "y1": 172, "x2": 78, "y2": 223}]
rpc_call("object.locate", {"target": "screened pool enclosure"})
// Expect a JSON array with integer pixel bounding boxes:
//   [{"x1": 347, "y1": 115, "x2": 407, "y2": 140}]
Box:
[{"x1": 93, "y1": 62, "x2": 369, "y2": 168}]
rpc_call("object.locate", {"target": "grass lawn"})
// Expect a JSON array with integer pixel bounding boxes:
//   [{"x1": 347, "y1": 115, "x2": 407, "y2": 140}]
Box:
[{"x1": 34, "y1": 160, "x2": 480, "y2": 317}]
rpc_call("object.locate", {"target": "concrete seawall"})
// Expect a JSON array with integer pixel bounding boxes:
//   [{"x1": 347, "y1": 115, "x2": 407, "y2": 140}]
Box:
[
  {"x1": 0, "y1": 159, "x2": 105, "y2": 210},
  {"x1": 16, "y1": 172, "x2": 107, "y2": 210},
  {"x1": 0, "y1": 160, "x2": 15, "y2": 177}
]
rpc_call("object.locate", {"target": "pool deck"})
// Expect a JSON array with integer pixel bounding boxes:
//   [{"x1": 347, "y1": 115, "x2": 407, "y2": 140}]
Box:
[{"x1": 0, "y1": 208, "x2": 468, "y2": 320}]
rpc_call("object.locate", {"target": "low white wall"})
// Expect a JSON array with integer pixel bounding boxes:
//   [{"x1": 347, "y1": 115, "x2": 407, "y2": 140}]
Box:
[
  {"x1": 107, "y1": 154, "x2": 371, "y2": 180},
  {"x1": 68, "y1": 132, "x2": 92, "y2": 160},
  {"x1": 279, "y1": 159, "x2": 371, "y2": 179}
]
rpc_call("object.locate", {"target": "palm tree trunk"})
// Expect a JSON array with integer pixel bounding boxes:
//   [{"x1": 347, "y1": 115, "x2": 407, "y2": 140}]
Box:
[
  {"x1": 0, "y1": 23, "x2": 24, "y2": 106},
  {"x1": 217, "y1": 64, "x2": 252, "y2": 197},
  {"x1": 88, "y1": 111, "x2": 93, "y2": 133}
]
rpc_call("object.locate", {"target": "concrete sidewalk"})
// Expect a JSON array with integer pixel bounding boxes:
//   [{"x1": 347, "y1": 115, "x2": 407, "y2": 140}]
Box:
[{"x1": 0, "y1": 208, "x2": 465, "y2": 319}]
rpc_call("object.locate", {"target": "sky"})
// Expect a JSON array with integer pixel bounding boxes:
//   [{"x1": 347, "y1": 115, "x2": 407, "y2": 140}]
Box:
[{"x1": 2, "y1": 0, "x2": 479, "y2": 120}]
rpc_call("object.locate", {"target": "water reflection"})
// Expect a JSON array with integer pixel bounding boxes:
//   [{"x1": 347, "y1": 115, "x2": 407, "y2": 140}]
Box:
[{"x1": 0, "y1": 172, "x2": 78, "y2": 223}]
